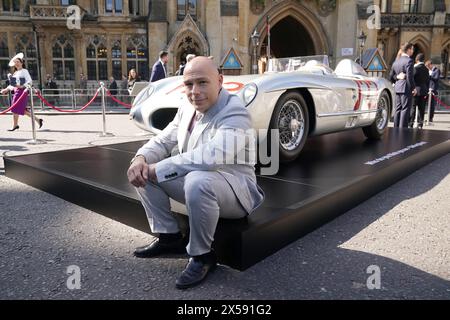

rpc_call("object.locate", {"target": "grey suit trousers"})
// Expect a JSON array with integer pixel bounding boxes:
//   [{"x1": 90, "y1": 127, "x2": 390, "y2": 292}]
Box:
[
  {"x1": 136, "y1": 171, "x2": 247, "y2": 256},
  {"x1": 394, "y1": 93, "x2": 412, "y2": 128}
]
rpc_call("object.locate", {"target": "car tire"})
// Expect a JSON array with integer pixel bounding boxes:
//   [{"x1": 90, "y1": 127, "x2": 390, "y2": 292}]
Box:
[
  {"x1": 268, "y1": 91, "x2": 309, "y2": 162},
  {"x1": 362, "y1": 90, "x2": 390, "y2": 140}
]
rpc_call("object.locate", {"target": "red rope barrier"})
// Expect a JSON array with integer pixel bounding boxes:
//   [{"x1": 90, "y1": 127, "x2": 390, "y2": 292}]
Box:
[
  {"x1": 431, "y1": 94, "x2": 450, "y2": 109},
  {"x1": 106, "y1": 90, "x2": 132, "y2": 108},
  {"x1": 34, "y1": 89, "x2": 100, "y2": 113},
  {"x1": 0, "y1": 89, "x2": 29, "y2": 115}
]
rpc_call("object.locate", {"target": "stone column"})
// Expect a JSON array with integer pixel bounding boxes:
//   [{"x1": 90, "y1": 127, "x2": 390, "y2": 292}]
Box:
[
  {"x1": 204, "y1": 0, "x2": 221, "y2": 65},
  {"x1": 335, "y1": 0, "x2": 358, "y2": 62},
  {"x1": 123, "y1": 0, "x2": 129, "y2": 16},
  {"x1": 238, "y1": 0, "x2": 250, "y2": 74},
  {"x1": 430, "y1": 12, "x2": 446, "y2": 64}
]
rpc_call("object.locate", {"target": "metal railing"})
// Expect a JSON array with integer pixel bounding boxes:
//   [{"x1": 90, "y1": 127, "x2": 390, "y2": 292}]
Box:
[
  {"x1": 30, "y1": 5, "x2": 86, "y2": 20},
  {"x1": 435, "y1": 90, "x2": 450, "y2": 112},
  {"x1": 33, "y1": 88, "x2": 134, "y2": 113},
  {"x1": 381, "y1": 13, "x2": 434, "y2": 27}
]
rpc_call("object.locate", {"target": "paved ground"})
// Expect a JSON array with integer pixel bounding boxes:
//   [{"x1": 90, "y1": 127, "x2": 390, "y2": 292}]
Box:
[{"x1": 0, "y1": 112, "x2": 449, "y2": 300}]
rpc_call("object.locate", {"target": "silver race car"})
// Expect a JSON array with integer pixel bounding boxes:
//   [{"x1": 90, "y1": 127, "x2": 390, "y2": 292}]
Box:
[{"x1": 130, "y1": 55, "x2": 394, "y2": 162}]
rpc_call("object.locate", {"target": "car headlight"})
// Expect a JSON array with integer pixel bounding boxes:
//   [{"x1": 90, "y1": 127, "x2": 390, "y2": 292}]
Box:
[
  {"x1": 133, "y1": 85, "x2": 155, "y2": 106},
  {"x1": 242, "y1": 83, "x2": 258, "y2": 106}
]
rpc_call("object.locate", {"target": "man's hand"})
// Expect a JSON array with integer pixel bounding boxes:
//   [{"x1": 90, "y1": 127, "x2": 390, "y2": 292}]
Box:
[
  {"x1": 412, "y1": 88, "x2": 417, "y2": 96},
  {"x1": 396, "y1": 72, "x2": 406, "y2": 80},
  {"x1": 1, "y1": 88, "x2": 8, "y2": 95},
  {"x1": 127, "y1": 156, "x2": 149, "y2": 188}
]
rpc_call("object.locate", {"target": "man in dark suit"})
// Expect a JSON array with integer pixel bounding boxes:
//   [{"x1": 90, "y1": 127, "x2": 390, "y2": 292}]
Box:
[
  {"x1": 150, "y1": 50, "x2": 169, "y2": 82},
  {"x1": 410, "y1": 53, "x2": 430, "y2": 129},
  {"x1": 425, "y1": 60, "x2": 441, "y2": 122},
  {"x1": 45, "y1": 74, "x2": 58, "y2": 106},
  {"x1": 108, "y1": 76, "x2": 118, "y2": 107},
  {"x1": 389, "y1": 42, "x2": 416, "y2": 128}
]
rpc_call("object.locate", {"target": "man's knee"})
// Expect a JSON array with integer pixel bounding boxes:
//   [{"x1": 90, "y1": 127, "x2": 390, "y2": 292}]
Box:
[
  {"x1": 184, "y1": 171, "x2": 217, "y2": 200},
  {"x1": 136, "y1": 180, "x2": 160, "y2": 199}
]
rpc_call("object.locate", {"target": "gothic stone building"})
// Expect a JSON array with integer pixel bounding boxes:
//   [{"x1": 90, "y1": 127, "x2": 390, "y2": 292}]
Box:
[{"x1": 1, "y1": 0, "x2": 449, "y2": 89}]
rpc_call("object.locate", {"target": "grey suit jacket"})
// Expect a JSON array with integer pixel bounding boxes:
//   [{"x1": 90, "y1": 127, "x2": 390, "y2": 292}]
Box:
[
  {"x1": 390, "y1": 55, "x2": 415, "y2": 94},
  {"x1": 136, "y1": 89, "x2": 265, "y2": 214}
]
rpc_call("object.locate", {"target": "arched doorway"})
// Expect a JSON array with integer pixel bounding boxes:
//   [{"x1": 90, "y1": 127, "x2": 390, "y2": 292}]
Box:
[
  {"x1": 167, "y1": 14, "x2": 209, "y2": 75},
  {"x1": 263, "y1": 16, "x2": 315, "y2": 58},
  {"x1": 175, "y1": 34, "x2": 202, "y2": 71},
  {"x1": 250, "y1": 1, "x2": 329, "y2": 72}
]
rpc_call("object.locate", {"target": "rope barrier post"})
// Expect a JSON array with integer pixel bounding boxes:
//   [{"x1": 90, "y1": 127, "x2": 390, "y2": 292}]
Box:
[
  {"x1": 98, "y1": 82, "x2": 114, "y2": 137},
  {"x1": 26, "y1": 85, "x2": 46, "y2": 145},
  {"x1": 425, "y1": 88, "x2": 433, "y2": 126}
]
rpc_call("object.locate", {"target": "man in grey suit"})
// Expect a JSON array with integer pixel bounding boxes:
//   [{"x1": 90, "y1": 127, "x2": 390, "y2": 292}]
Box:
[
  {"x1": 389, "y1": 42, "x2": 416, "y2": 128},
  {"x1": 127, "y1": 56, "x2": 264, "y2": 289}
]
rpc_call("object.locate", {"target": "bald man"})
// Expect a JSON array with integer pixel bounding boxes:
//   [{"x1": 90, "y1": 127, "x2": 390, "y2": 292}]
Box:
[{"x1": 127, "y1": 57, "x2": 264, "y2": 289}]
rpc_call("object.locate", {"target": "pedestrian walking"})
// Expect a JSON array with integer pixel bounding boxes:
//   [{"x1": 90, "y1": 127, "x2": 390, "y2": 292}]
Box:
[
  {"x1": 0, "y1": 52, "x2": 43, "y2": 131},
  {"x1": 150, "y1": 51, "x2": 169, "y2": 82}
]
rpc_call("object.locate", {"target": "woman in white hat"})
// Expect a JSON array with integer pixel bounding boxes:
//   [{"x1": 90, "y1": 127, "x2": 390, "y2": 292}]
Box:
[{"x1": 1, "y1": 52, "x2": 43, "y2": 131}]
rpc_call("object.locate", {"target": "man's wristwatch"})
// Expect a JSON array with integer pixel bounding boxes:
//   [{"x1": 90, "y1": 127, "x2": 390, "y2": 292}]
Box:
[{"x1": 130, "y1": 155, "x2": 145, "y2": 165}]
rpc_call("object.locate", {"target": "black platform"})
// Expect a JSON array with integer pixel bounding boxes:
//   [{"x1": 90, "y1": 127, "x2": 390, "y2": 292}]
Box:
[{"x1": 4, "y1": 128, "x2": 450, "y2": 270}]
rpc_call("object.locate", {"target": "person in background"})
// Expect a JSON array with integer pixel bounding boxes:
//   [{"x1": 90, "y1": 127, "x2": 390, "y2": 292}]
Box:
[
  {"x1": 176, "y1": 54, "x2": 196, "y2": 76},
  {"x1": 425, "y1": 60, "x2": 441, "y2": 122},
  {"x1": 1, "y1": 52, "x2": 44, "y2": 131},
  {"x1": 389, "y1": 42, "x2": 416, "y2": 128},
  {"x1": 79, "y1": 73, "x2": 87, "y2": 90},
  {"x1": 150, "y1": 51, "x2": 169, "y2": 82},
  {"x1": 45, "y1": 73, "x2": 58, "y2": 107},
  {"x1": 127, "y1": 68, "x2": 141, "y2": 95},
  {"x1": 410, "y1": 53, "x2": 429, "y2": 129},
  {"x1": 109, "y1": 76, "x2": 118, "y2": 107},
  {"x1": 120, "y1": 75, "x2": 128, "y2": 95}
]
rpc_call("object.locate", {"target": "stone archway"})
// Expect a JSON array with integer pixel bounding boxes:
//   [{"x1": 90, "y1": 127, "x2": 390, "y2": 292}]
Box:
[
  {"x1": 410, "y1": 34, "x2": 430, "y2": 60},
  {"x1": 173, "y1": 32, "x2": 203, "y2": 72},
  {"x1": 251, "y1": 1, "x2": 329, "y2": 61},
  {"x1": 167, "y1": 14, "x2": 209, "y2": 75}
]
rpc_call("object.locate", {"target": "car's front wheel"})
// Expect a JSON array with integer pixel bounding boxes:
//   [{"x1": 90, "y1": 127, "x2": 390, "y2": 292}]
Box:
[
  {"x1": 269, "y1": 91, "x2": 309, "y2": 162},
  {"x1": 362, "y1": 90, "x2": 390, "y2": 140}
]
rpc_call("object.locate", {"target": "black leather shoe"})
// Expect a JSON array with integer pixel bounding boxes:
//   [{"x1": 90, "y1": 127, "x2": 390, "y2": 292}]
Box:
[
  {"x1": 134, "y1": 234, "x2": 187, "y2": 258},
  {"x1": 7, "y1": 125, "x2": 19, "y2": 131},
  {"x1": 175, "y1": 251, "x2": 217, "y2": 289}
]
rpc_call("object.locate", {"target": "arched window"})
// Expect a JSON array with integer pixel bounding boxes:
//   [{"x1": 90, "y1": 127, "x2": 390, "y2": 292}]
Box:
[
  {"x1": 52, "y1": 35, "x2": 75, "y2": 81},
  {"x1": 442, "y1": 49, "x2": 449, "y2": 79},
  {"x1": 61, "y1": 0, "x2": 76, "y2": 5},
  {"x1": 380, "y1": 0, "x2": 391, "y2": 13},
  {"x1": 3, "y1": 0, "x2": 21, "y2": 14},
  {"x1": 126, "y1": 35, "x2": 148, "y2": 80},
  {"x1": 86, "y1": 35, "x2": 108, "y2": 80},
  {"x1": 0, "y1": 33, "x2": 9, "y2": 81},
  {"x1": 403, "y1": 0, "x2": 419, "y2": 13},
  {"x1": 177, "y1": 0, "x2": 197, "y2": 20},
  {"x1": 111, "y1": 39, "x2": 122, "y2": 80},
  {"x1": 14, "y1": 33, "x2": 38, "y2": 80},
  {"x1": 129, "y1": 0, "x2": 141, "y2": 16},
  {"x1": 105, "y1": 0, "x2": 123, "y2": 14}
]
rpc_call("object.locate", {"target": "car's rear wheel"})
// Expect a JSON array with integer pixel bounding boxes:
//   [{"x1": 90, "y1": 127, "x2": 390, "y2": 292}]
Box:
[
  {"x1": 362, "y1": 90, "x2": 390, "y2": 140},
  {"x1": 269, "y1": 91, "x2": 309, "y2": 162}
]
